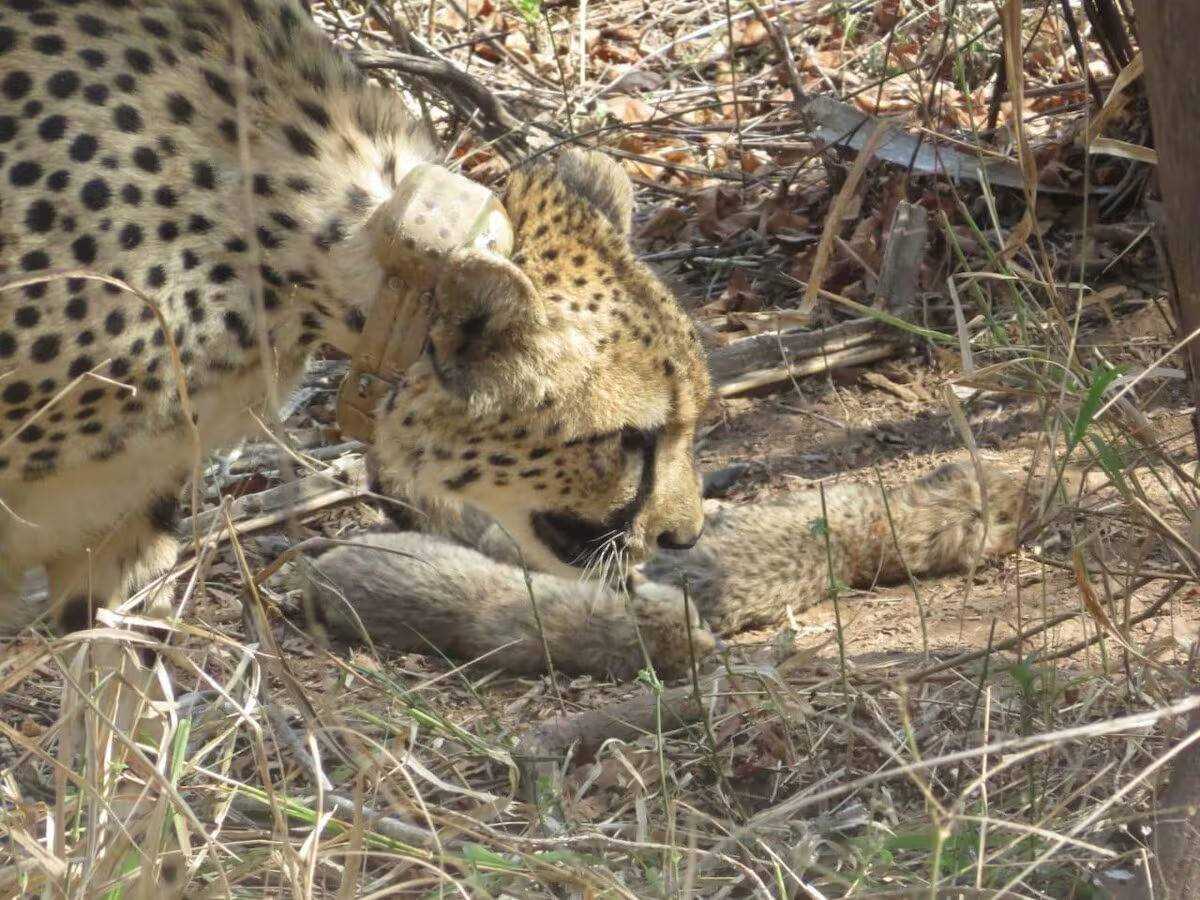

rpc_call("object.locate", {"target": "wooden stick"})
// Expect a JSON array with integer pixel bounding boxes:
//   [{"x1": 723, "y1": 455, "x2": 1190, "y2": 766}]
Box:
[
  {"x1": 177, "y1": 458, "x2": 367, "y2": 542},
  {"x1": 707, "y1": 317, "x2": 881, "y2": 385},
  {"x1": 876, "y1": 201, "x2": 929, "y2": 322},
  {"x1": 716, "y1": 342, "x2": 900, "y2": 397}
]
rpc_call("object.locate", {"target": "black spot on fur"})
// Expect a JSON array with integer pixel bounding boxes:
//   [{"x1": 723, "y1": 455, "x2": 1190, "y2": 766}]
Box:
[
  {"x1": 82, "y1": 82, "x2": 107, "y2": 104},
  {"x1": 314, "y1": 218, "x2": 345, "y2": 251},
  {"x1": 124, "y1": 47, "x2": 153, "y2": 73},
  {"x1": 113, "y1": 104, "x2": 142, "y2": 133},
  {"x1": 32, "y1": 34, "x2": 65, "y2": 55},
  {"x1": 132, "y1": 146, "x2": 161, "y2": 173},
  {"x1": 9, "y1": 160, "x2": 42, "y2": 186},
  {"x1": 70, "y1": 234, "x2": 96, "y2": 262},
  {"x1": 298, "y1": 99, "x2": 329, "y2": 128},
  {"x1": 75, "y1": 14, "x2": 109, "y2": 37},
  {"x1": 118, "y1": 222, "x2": 143, "y2": 249},
  {"x1": 192, "y1": 160, "x2": 215, "y2": 189},
  {"x1": 444, "y1": 467, "x2": 481, "y2": 490},
  {"x1": 24, "y1": 199, "x2": 54, "y2": 232},
  {"x1": 2, "y1": 381, "x2": 31, "y2": 404},
  {"x1": 222, "y1": 310, "x2": 254, "y2": 348},
  {"x1": 166, "y1": 92, "x2": 193, "y2": 123},
  {"x1": 203, "y1": 69, "x2": 235, "y2": 104},
  {"x1": 80, "y1": 177, "x2": 111, "y2": 210},
  {"x1": 282, "y1": 125, "x2": 317, "y2": 157},
  {"x1": 37, "y1": 113, "x2": 66, "y2": 141}
]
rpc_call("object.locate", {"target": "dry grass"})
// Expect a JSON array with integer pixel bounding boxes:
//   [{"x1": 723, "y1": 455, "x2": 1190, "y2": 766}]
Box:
[{"x1": 2, "y1": 0, "x2": 1194, "y2": 897}]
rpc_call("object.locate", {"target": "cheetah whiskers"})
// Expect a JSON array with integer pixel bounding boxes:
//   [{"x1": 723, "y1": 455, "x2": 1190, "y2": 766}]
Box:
[{"x1": 578, "y1": 529, "x2": 626, "y2": 586}]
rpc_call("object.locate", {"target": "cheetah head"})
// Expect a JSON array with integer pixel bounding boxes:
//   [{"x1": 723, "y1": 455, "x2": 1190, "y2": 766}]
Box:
[{"x1": 371, "y1": 151, "x2": 710, "y2": 577}]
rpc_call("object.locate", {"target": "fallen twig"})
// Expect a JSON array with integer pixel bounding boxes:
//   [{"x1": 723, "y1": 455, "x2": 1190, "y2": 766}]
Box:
[
  {"x1": 355, "y1": 50, "x2": 529, "y2": 162},
  {"x1": 716, "y1": 341, "x2": 902, "y2": 397},
  {"x1": 177, "y1": 457, "x2": 368, "y2": 544},
  {"x1": 875, "y1": 201, "x2": 929, "y2": 323}
]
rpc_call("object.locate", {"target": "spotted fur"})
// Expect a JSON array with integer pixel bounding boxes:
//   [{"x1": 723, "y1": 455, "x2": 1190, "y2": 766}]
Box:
[
  {"x1": 646, "y1": 461, "x2": 1079, "y2": 634},
  {"x1": 0, "y1": 0, "x2": 710, "y2": 628}
]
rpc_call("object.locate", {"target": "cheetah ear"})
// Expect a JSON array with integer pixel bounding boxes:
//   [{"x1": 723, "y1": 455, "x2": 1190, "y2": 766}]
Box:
[
  {"x1": 555, "y1": 149, "x2": 634, "y2": 235},
  {"x1": 428, "y1": 249, "x2": 564, "y2": 414}
]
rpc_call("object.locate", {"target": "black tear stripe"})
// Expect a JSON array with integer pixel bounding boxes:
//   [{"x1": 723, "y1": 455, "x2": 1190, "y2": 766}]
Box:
[
  {"x1": 530, "y1": 428, "x2": 661, "y2": 567},
  {"x1": 606, "y1": 427, "x2": 659, "y2": 535}
]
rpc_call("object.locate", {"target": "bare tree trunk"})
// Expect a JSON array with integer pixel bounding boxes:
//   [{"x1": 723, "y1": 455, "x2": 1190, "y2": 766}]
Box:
[
  {"x1": 1145, "y1": 709, "x2": 1200, "y2": 896},
  {"x1": 1136, "y1": 1, "x2": 1200, "y2": 453},
  {"x1": 1121, "y1": 4, "x2": 1200, "y2": 897}
]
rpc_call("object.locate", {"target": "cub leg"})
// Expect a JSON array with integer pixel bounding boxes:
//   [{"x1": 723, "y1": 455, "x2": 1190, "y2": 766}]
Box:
[{"x1": 648, "y1": 462, "x2": 1066, "y2": 634}]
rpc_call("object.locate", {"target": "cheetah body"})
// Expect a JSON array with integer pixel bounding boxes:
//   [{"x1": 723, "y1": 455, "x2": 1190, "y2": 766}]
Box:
[{"x1": 0, "y1": 0, "x2": 710, "y2": 625}]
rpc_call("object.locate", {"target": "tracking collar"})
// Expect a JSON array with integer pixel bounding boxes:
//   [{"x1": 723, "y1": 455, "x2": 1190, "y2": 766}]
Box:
[{"x1": 336, "y1": 164, "x2": 514, "y2": 442}]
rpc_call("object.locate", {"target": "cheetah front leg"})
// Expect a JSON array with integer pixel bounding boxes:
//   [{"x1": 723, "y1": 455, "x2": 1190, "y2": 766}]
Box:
[
  {"x1": 0, "y1": 563, "x2": 29, "y2": 632},
  {"x1": 45, "y1": 497, "x2": 181, "y2": 758},
  {"x1": 44, "y1": 497, "x2": 185, "y2": 884},
  {"x1": 45, "y1": 494, "x2": 180, "y2": 634}
]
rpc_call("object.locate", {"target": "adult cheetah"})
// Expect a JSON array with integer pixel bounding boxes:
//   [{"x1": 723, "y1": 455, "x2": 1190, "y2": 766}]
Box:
[{"x1": 0, "y1": 0, "x2": 710, "y2": 629}]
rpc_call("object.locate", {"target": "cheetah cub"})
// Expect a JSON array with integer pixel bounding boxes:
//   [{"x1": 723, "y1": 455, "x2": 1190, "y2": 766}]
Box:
[
  {"x1": 295, "y1": 531, "x2": 714, "y2": 680},
  {"x1": 296, "y1": 460, "x2": 1083, "y2": 675},
  {"x1": 645, "y1": 460, "x2": 1082, "y2": 634}
]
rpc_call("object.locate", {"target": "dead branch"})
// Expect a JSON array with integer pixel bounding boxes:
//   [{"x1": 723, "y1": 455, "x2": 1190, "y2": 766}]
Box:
[
  {"x1": 354, "y1": 50, "x2": 529, "y2": 163},
  {"x1": 875, "y1": 201, "x2": 929, "y2": 323},
  {"x1": 177, "y1": 457, "x2": 367, "y2": 544},
  {"x1": 716, "y1": 341, "x2": 902, "y2": 397}
]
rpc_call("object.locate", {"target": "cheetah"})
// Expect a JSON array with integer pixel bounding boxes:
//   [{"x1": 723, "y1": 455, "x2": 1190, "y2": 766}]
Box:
[
  {"x1": 0, "y1": 0, "x2": 711, "y2": 630},
  {"x1": 296, "y1": 460, "x2": 1088, "y2": 674}
]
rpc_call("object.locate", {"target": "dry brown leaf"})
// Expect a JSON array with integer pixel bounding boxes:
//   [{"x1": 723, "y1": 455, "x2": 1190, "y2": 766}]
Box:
[
  {"x1": 874, "y1": 0, "x2": 903, "y2": 30},
  {"x1": 732, "y1": 18, "x2": 769, "y2": 48},
  {"x1": 720, "y1": 268, "x2": 762, "y2": 313},
  {"x1": 606, "y1": 94, "x2": 656, "y2": 124},
  {"x1": 739, "y1": 149, "x2": 772, "y2": 174},
  {"x1": 593, "y1": 41, "x2": 638, "y2": 64},
  {"x1": 695, "y1": 185, "x2": 756, "y2": 240},
  {"x1": 638, "y1": 204, "x2": 689, "y2": 242}
]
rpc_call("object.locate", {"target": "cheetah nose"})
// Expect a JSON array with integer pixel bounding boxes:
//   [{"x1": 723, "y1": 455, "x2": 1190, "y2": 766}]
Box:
[{"x1": 657, "y1": 526, "x2": 703, "y2": 551}]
